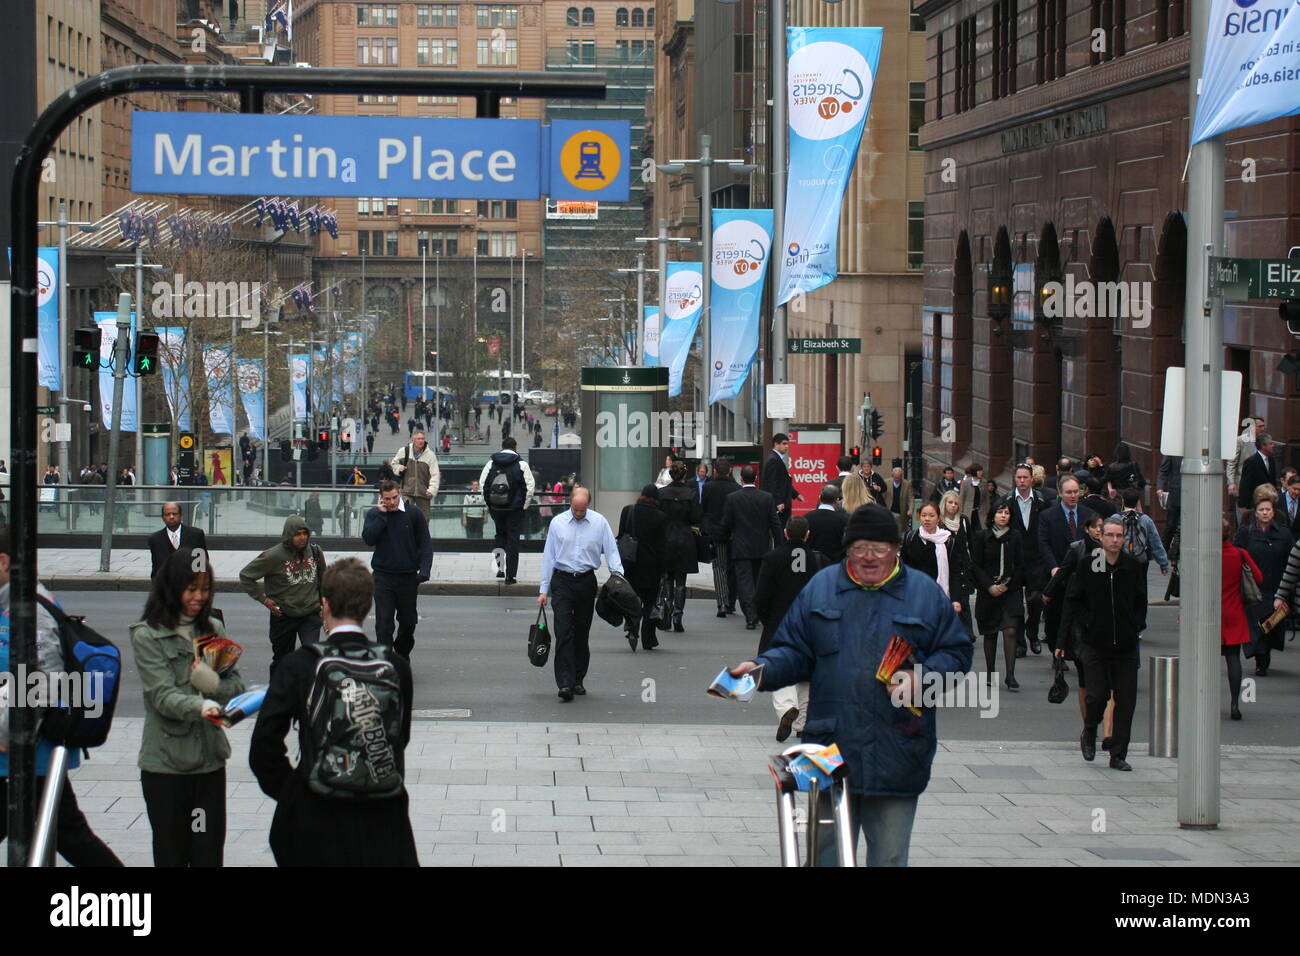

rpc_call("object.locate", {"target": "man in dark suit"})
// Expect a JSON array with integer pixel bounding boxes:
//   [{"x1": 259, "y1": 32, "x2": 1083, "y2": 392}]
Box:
[
  {"x1": 1281, "y1": 474, "x2": 1300, "y2": 537},
  {"x1": 694, "y1": 463, "x2": 709, "y2": 503},
  {"x1": 830, "y1": 455, "x2": 854, "y2": 492},
  {"x1": 1156, "y1": 454, "x2": 1182, "y2": 547},
  {"x1": 148, "y1": 501, "x2": 208, "y2": 579},
  {"x1": 1237, "y1": 433, "x2": 1278, "y2": 515},
  {"x1": 1037, "y1": 474, "x2": 1096, "y2": 574},
  {"x1": 754, "y1": 515, "x2": 831, "y2": 741},
  {"x1": 701, "y1": 459, "x2": 741, "y2": 617},
  {"x1": 805, "y1": 484, "x2": 849, "y2": 563},
  {"x1": 929, "y1": 466, "x2": 960, "y2": 503},
  {"x1": 1003, "y1": 464, "x2": 1050, "y2": 655},
  {"x1": 721, "y1": 465, "x2": 782, "y2": 630},
  {"x1": 761, "y1": 433, "x2": 801, "y2": 526},
  {"x1": 1081, "y1": 477, "x2": 1117, "y2": 519}
]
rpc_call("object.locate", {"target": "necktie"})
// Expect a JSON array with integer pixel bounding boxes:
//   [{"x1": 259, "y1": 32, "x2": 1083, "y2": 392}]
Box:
[{"x1": 1068, "y1": 510, "x2": 1077, "y2": 539}]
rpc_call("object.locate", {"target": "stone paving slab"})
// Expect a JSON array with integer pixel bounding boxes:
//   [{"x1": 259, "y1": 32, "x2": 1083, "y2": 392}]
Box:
[{"x1": 4, "y1": 718, "x2": 1297, "y2": 867}]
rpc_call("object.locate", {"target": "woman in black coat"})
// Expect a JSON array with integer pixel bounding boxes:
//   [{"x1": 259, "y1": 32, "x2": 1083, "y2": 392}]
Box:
[
  {"x1": 657, "y1": 461, "x2": 702, "y2": 632},
  {"x1": 1234, "y1": 496, "x2": 1295, "y2": 675},
  {"x1": 901, "y1": 501, "x2": 974, "y2": 636},
  {"x1": 1106, "y1": 442, "x2": 1147, "y2": 491},
  {"x1": 617, "y1": 485, "x2": 669, "y2": 651},
  {"x1": 1043, "y1": 512, "x2": 1104, "y2": 720},
  {"x1": 970, "y1": 501, "x2": 1025, "y2": 689}
]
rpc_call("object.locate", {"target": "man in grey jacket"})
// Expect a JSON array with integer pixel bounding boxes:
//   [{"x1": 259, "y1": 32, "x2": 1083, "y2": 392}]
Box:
[{"x1": 390, "y1": 430, "x2": 441, "y2": 519}]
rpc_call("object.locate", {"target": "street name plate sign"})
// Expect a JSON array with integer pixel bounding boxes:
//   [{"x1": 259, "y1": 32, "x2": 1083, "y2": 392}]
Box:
[
  {"x1": 1208, "y1": 256, "x2": 1300, "y2": 300},
  {"x1": 131, "y1": 113, "x2": 630, "y2": 202},
  {"x1": 788, "y1": 337, "x2": 861, "y2": 354}
]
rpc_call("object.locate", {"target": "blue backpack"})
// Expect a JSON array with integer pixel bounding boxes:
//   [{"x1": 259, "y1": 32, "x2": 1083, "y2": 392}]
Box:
[{"x1": 34, "y1": 595, "x2": 122, "y2": 750}]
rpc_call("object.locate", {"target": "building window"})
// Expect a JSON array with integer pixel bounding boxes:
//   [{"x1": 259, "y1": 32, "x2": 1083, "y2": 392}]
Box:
[
  {"x1": 908, "y1": 202, "x2": 924, "y2": 270},
  {"x1": 356, "y1": 4, "x2": 398, "y2": 26},
  {"x1": 477, "y1": 37, "x2": 518, "y2": 65},
  {"x1": 582, "y1": 7, "x2": 594, "y2": 26},
  {"x1": 358, "y1": 231, "x2": 370, "y2": 255},
  {"x1": 357, "y1": 94, "x2": 398, "y2": 104},
  {"x1": 993, "y1": 0, "x2": 1017, "y2": 98},
  {"x1": 418, "y1": 95, "x2": 459, "y2": 104},
  {"x1": 476, "y1": 200, "x2": 518, "y2": 219},
  {"x1": 935, "y1": 33, "x2": 943, "y2": 121},
  {"x1": 416, "y1": 4, "x2": 459, "y2": 26},
  {"x1": 418, "y1": 37, "x2": 458, "y2": 65},
  {"x1": 386, "y1": 232, "x2": 399, "y2": 256},
  {"x1": 956, "y1": 16, "x2": 976, "y2": 112},
  {"x1": 1091, "y1": 0, "x2": 1127, "y2": 64},
  {"x1": 358, "y1": 37, "x2": 397, "y2": 65},
  {"x1": 386, "y1": 198, "x2": 399, "y2": 216},
  {"x1": 1038, "y1": 0, "x2": 1066, "y2": 83},
  {"x1": 632, "y1": 39, "x2": 647, "y2": 57},
  {"x1": 647, "y1": 7, "x2": 654, "y2": 26},
  {"x1": 387, "y1": 37, "x2": 398, "y2": 65},
  {"x1": 1158, "y1": 0, "x2": 1187, "y2": 41},
  {"x1": 477, "y1": 231, "x2": 490, "y2": 255},
  {"x1": 476, "y1": 5, "x2": 518, "y2": 28},
  {"x1": 631, "y1": 7, "x2": 644, "y2": 27},
  {"x1": 418, "y1": 232, "x2": 430, "y2": 256},
  {"x1": 909, "y1": 82, "x2": 925, "y2": 149},
  {"x1": 358, "y1": 197, "x2": 371, "y2": 215},
  {"x1": 566, "y1": 39, "x2": 596, "y2": 65},
  {"x1": 911, "y1": 13, "x2": 925, "y2": 31},
  {"x1": 566, "y1": 6, "x2": 579, "y2": 25},
  {"x1": 616, "y1": 7, "x2": 629, "y2": 26}
]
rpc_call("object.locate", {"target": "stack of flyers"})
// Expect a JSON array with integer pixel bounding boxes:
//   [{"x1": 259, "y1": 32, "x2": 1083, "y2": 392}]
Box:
[
  {"x1": 786, "y1": 744, "x2": 843, "y2": 792},
  {"x1": 707, "y1": 664, "x2": 764, "y2": 702},
  {"x1": 193, "y1": 633, "x2": 243, "y2": 676},
  {"x1": 204, "y1": 685, "x2": 268, "y2": 728},
  {"x1": 1260, "y1": 601, "x2": 1290, "y2": 634},
  {"x1": 877, "y1": 635, "x2": 921, "y2": 716}
]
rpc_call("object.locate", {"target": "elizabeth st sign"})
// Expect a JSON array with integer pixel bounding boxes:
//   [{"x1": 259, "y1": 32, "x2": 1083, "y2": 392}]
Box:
[
  {"x1": 131, "y1": 112, "x2": 630, "y2": 202},
  {"x1": 788, "y1": 337, "x2": 861, "y2": 354}
]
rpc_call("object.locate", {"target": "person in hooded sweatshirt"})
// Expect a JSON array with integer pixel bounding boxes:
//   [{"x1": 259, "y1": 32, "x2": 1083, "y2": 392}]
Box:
[
  {"x1": 239, "y1": 515, "x2": 326, "y2": 675},
  {"x1": 479, "y1": 436, "x2": 536, "y2": 585}
]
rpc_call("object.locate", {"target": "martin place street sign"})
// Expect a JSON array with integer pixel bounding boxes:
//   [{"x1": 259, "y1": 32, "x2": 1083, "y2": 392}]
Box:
[{"x1": 1208, "y1": 256, "x2": 1300, "y2": 300}]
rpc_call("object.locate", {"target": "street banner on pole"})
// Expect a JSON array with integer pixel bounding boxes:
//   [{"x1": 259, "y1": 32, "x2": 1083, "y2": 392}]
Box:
[
  {"x1": 342, "y1": 332, "x2": 362, "y2": 395},
  {"x1": 289, "y1": 353, "x2": 309, "y2": 420},
  {"x1": 236, "y1": 358, "x2": 266, "y2": 440},
  {"x1": 776, "y1": 26, "x2": 883, "y2": 306},
  {"x1": 94, "y1": 311, "x2": 137, "y2": 432},
  {"x1": 659, "y1": 262, "x2": 704, "y2": 398},
  {"x1": 1192, "y1": 1, "x2": 1300, "y2": 145},
  {"x1": 311, "y1": 347, "x2": 328, "y2": 413},
  {"x1": 643, "y1": 306, "x2": 660, "y2": 366},
  {"x1": 157, "y1": 326, "x2": 193, "y2": 431},
  {"x1": 37, "y1": 247, "x2": 60, "y2": 392},
  {"x1": 709, "y1": 209, "x2": 773, "y2": 403},
  {"x1": 202, "y1": 343, "x2": 235, "y2": 435}
]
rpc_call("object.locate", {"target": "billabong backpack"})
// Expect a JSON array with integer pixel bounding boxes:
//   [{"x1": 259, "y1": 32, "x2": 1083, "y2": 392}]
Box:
[
  {"x1": 1121, "y1": 510, "x2": 1150, "y2": 563},
  {"x1": 35, "y1": 594, "x2": 122, "y2": 750},
  {"x1": 486, "y1": 459, "x2": 521, "y2": 510},
  {"x1": 303, "y1": 642, "x2": 405, "y2": 801}
]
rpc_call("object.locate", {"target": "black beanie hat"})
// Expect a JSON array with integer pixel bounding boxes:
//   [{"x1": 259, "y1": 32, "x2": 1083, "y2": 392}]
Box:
[
  {"x1": 842, "y1": 503, "x2": 901, "y2": 548},
  {"x1": 640, "y1": 484, "x2": 661, "y2": 500}
]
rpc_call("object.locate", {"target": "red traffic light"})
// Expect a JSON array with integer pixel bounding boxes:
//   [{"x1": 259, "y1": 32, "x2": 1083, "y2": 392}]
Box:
[
  {"x1": 317, "y1": 429, "x2": 330, "y2": 444},
  {"x1": 849, "y1": 446, "x2": 861, "y2": 465},
  {"x1": 871, "y1": 446, "x2": 883, "y2": 465}
]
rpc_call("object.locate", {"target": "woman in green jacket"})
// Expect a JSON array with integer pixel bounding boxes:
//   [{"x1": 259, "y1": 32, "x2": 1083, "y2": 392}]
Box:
[{"x1": 132, "y1": 550, "x2": 245, "y2": 867}]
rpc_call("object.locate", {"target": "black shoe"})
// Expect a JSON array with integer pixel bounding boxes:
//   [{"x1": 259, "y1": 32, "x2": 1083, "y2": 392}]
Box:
[
  {"x1": 1231, "y1": 704, "x2": 1242, "y2": 720},
  {"x1": 1030, "y1": 638, "x2": 1043, "y2": 655},
  {"x1": 1256, "y1": 666, "x2": 1269, "y2": 677},
  {"x1": 1101, "y1": 737, "x2": 1114, "y2": 752},
  {"x1": 717, "y1": 610, "x2": 728, "y2": 618},
  {"x1": 1005, "y1": 676, "x2": 1019, "y2": 691},
  {"x1": 558, "y1": 687, "x2": 574, "y2": 702},
  {"x1": 1015, "y1": 646, "x2": 1027, "y2": 658},
  {"x1": 776, "y1": 707, "x2": 799, "y2": 743},
  {"x1": 626, "y1": 632, "x2": 638, "y2": 652},
  {"x1": 496, "y1": 570, "x2": 505, "y2": 579},
  {"x1": 673, "y1": 616, "x2": 684, "y2": 633},
  {"x1": 504, "y1": 577, "x2": 517, "y2": 585},
  {"x1": 1080, "y1": 730, "x2": 1097, "y2": 762},
  {"x1": 1108, "y1": 756, "x2": 1132, "y2": 771},
  {"x1": 745, "y1": 622, "x2": 757, "y2": 630},
  {"x1": 574, "y1": 685, "x2": 586, "y2": 696}
]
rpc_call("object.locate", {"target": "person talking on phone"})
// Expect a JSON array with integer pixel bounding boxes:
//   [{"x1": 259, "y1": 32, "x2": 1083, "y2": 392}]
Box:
[{"x1": 363, "y1": 480, "x2": 433, "y2": 659}]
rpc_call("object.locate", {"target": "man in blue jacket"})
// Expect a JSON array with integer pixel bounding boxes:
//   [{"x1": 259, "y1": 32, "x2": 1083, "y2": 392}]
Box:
[{"x1": 729, "y1": 503, "x2": 972, "y2": 866}]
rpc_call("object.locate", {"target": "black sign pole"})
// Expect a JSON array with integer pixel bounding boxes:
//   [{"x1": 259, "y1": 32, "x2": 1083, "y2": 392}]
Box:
[{"x1": 6, "y1": 63, "x2": 608, "y2": 867}]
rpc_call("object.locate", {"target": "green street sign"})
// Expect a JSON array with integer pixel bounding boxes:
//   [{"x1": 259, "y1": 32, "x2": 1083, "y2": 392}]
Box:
[
  {"x1": 1209, "y1": 256, "x2": 1300, "y2": 300},
  {"x1": 788, "y1": 337, "x2": 861, "y2": 354},
  {"x1": 35, "y1": 405, "x2": 57, "y2": 414}
]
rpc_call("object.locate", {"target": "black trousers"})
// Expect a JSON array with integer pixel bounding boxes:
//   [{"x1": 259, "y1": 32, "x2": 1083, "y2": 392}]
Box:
[
  {"x1": 734, "y1": 557, "x2": 763, "y2": 626},
  {"x1": 711, "y1": 541, "x2": 736, "y2": 612},
  {"x1": 1162, "y1": 505, "x2": 1180, "y2": 549},
  {"x1": 1079, "y1": 645, "x2": 1139, "y2": 761},
  {"x1": 493, "y1": 509, "x2": 524, "y2": 579},
  {"x1": 666, "y1": 571, "x2": 688, "y2": 618},
  {"x1": 268, "y1": 611, "x2": 321, "y2": 675},
  {"x1": 140, "y1": 768, "x2": 226, "y2": 867},
  {"x1": 629, "y1": 585, "x2": 660, "y2": 649},
  {"x1": 374, "y1": 570, "x2": 420, "y2": 658},
  {"x1": 1022, "y1": 588, "x2": 1044, "y2": 646},
  {"x1": 551, "y1": 570, "x2": 597, "y2": 690},
  {"x1": 0, "y1": 776, "x2": 123, "y2": 867}
]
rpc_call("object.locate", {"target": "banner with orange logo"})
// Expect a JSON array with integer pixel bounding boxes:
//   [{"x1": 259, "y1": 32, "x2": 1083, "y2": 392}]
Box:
[
  {"x1": 776, "y1": 27, "x2": 883, "y2": 306},
  {"x1": 659, "y1": 262, "x2": 704, "y2": 398},
  {"x1": 709, "y1": 209, "x2": 773, "y2": 403}
]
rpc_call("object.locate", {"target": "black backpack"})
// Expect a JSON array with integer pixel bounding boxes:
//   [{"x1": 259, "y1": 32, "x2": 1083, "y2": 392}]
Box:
[
  {"x1": 302, "y1": 642, "x2": 405, "y2": 801},
  {"x1": 1121, "y1": 510, "x2": 1150, "y2": 562},
  {"x1": 34, "y1": 595, "x2": 122, "y2": 749},
  {"x1": 486, "y1": 458, "x2": 521, "y2": 510}
]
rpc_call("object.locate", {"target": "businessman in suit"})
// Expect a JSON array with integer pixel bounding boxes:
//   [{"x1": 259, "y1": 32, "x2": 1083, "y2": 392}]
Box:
[
  {"x1": 1037, "y1": 475, "x2": 1096, "y2": 574},
  {"x1": 761, "y1": 434, "x2": 801, "y2": 526},
  {"x1": 722, "y1": 465, "x2": 783, "y2": 630},
  {"x1": 1281, "y1": 474, "x2": 1300, "y2": 537},
  {"x1": 701, "y1": 459, "x2": 741, "y2": 617},
  {"x1": 1237, "y1": 433, "x2": 1278, "y2": 515},
  {"x1": 1003, "y1": 464, "x2": 1051, "y2": 655},
  {"x1": 1156, "y1": 454, "x2": 1182, "y2": 547},
  {"x1": 148, "y1": 501, "x2": 208, "y2": 579},
  {"x1": 804, "y1": 484, "x2": 849, "y2": 562}
]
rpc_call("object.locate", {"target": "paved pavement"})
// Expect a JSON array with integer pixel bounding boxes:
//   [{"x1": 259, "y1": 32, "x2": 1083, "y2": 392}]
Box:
[{"x1": 14, "y1": 719, "x2": 1298, "y2": 867}]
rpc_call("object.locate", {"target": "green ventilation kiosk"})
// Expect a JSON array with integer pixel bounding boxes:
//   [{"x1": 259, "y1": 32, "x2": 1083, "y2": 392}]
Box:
[{"x1": 579, "y1": 366, "x2": 671, "y2": 520}]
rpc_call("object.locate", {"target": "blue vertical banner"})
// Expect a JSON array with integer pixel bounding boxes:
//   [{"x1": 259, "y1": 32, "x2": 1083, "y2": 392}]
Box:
[
  {"x1": 157, "y1": 326, "x2": 192, "y2": 431},
  {"x1": 330, "y1": 341, "x2": 344, "y2": 403},
  {"x1": 643, "y1": 306, "x2": 660, "y2": 366},
  {"x1": 94, "y1": 311, "x2": 138, "y2": 432},
  {"x1": 659, "y1": 262, "x2": 704, "y2": 398},
  {"x1": 202, "y1": 344, "x2": 235, "y2": 435},
  {"x1": 709, "y1": 209, "x2": 773, "y2": 403},
  {"x1": 776, "y1": 26, "x2": 883, "y2": 306},
  {"x1": 1192, "y1": 1, "x2": 1300, "y2": 144},
  {"x1": 311, "y1": 347, "x2": 329, "y2": 414},
  {"x1": 236, "y1": 358, "x2": 266, "y2": 440},
  {"x1": 37, "y1": 247, "x2": 61, "y2": 392},
  {"x1": 342, "y1": 332, "x2": 363, "y2": 396},
  {"x1": 289, "y1": 353, "x2": 309, "y2": 420}
]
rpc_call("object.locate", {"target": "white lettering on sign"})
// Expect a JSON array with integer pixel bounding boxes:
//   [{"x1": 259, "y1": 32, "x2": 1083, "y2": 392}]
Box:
[{"x1": 379, "y1": 137, "x2": 515, "y2": 183}]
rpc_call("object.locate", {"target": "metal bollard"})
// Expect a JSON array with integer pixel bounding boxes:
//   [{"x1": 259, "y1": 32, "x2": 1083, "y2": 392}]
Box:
[{"x1": 1149, "y1": 655, "x2": 1179, "y2": 758}]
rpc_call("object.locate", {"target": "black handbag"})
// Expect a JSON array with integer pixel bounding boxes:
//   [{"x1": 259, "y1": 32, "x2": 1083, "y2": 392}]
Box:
[
  {"x1": 617, "y1": 506, "x2": 639, "y2": 565},
  {"x1": 694, "y1": 531, "x2": 715, "y2": 563},
  {"x1": 1047, "y1": 656, "x2": 1070, "y2": 704},
  {"x1": 651, "y1": 575, "x2": 672, "y2": 631},
  {"x1": 527, "y1": 606, "x2": 551, "y2": 667}
]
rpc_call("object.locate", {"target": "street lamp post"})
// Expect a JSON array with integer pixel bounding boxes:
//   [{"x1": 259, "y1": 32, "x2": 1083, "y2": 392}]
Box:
[
  {"x1": 634, "y1": 222, "x2": 692, "y2": 365},
  {"x1": 616, "y1": 254, "x2": 659, "y2": 363},
  {"x1": 108, "y1": 249, "x2": 164, "y2": 484}
]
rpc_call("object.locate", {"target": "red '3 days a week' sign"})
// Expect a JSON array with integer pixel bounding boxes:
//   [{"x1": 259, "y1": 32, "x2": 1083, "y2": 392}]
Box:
[{"x1": 788, "y1": 425, "x2": 844, "y2": 517}]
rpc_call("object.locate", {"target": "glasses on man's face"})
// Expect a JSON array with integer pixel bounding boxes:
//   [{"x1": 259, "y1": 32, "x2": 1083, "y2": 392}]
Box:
[{"x1": 847, "y1": 543, "x2": 896, "y2": 559}]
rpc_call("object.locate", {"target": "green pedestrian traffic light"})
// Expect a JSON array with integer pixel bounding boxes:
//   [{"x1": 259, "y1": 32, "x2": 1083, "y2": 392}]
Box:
[
  {"x1": 134, "y1": 332, "x2": 160, "y2": 375},
  {"x1": 73, "y1": 326, "x2": 101, "y2": 369}
]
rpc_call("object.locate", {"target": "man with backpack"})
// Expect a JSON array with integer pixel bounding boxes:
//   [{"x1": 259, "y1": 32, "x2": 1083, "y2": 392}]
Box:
[
  {"x1": 0, "y1": 524, "x2": 123, "y2": 866},
  {"x1": 249, "y1": 557, "x2": 418, "y2": 866},
  {"x1": 363, "y1": 480, "x2": 434, "y2": 658},
  {"x1": 1118, "y1": 487, "x2": 1170, "y2": 587},
  {"x1": 390, "y1": 430, "x2": 441, "y2": 520},
  {"x1": 239, "y1": 515, "x2": 326, "y2": 676},
  {"x1": 479, "y1": 436, "x2": 535, "y2": 586}
]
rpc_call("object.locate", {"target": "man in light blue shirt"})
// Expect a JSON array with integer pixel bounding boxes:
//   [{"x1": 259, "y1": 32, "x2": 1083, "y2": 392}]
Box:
[{"x1": 538, "y1": 487, "x2": 623, "y2": 701}]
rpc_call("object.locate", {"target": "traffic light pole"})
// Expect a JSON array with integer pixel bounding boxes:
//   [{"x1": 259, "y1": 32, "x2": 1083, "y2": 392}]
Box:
[{"x1": 97, "y1": 294, "x2": 132, "y2": 573}]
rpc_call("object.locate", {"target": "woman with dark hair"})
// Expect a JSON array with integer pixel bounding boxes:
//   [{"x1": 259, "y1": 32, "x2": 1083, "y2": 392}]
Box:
[
  {"x1": 1234, "y1": 496, "x2": 1293, "y2": 677},
  {"x1": 901, "y1": 501, "x2": 973, "y2": 634},
  {"x1": 1046, "y1": 512, "x2": 1105, "y2": 719},
  {"x1": 1106, "y1": 442, "x2": 1147, "y2": 491},
  {"x1": 131, "y1": 550, "x2": 245, "y2": 866},
  {"x1": 970, "y1": 501, "x2": 1025, "y2": 688},
  {"x1": 657, "y1": 460, "x2": 702, "y2": 631},
  {"x1": 617, "y1": 484, "x2": 669, "y2": 651}
]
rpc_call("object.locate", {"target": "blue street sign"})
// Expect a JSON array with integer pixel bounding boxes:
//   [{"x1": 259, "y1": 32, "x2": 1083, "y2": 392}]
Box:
[{"x1": 131, "y1": 112, "x2": 630, "y2": 202}]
